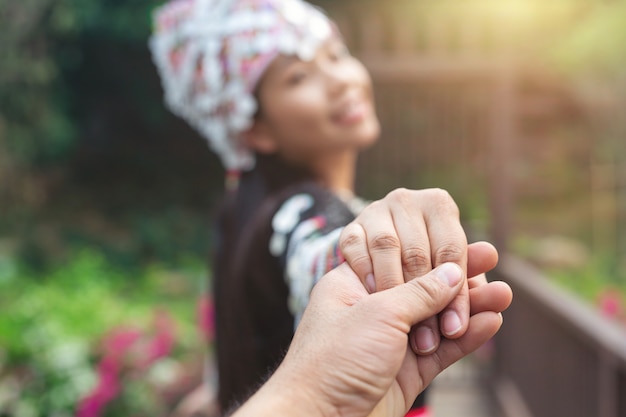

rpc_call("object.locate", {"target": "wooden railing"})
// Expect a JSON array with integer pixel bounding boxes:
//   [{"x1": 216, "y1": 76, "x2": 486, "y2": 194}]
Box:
[
  {"x1": 491, "y1": 255, "x2": 626, "y2": 417},
  {"x1": 322, "y1": 4, "x2": 626, "y2": 416}
]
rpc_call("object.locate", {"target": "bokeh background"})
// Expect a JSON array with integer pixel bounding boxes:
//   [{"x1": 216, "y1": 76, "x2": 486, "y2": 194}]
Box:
[{"x1": 1, "y1": 0, "x2": 625, "y2": 415}]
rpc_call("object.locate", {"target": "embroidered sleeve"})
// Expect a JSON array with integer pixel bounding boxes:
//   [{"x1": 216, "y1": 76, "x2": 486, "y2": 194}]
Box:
[{"x1": 269, "y1": 192, "x2": 352, "y2": 327}]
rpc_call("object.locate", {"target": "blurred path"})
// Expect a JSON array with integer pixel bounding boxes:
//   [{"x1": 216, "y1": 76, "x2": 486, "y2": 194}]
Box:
[{"x1": 429, "y1": 355, "x2": 497, "y2": 417}]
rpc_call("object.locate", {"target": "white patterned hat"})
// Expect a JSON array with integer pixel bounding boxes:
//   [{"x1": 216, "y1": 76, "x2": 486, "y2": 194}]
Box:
[{"x1": 149, "y1": 0, "x2": 333, "y2": 171}]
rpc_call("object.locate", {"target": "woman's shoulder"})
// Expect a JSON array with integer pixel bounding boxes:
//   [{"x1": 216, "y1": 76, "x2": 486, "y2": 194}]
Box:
[
  {"x1": 266, "y1": 182, "x2": 357, "y2": 250},
  {"x1": 275, "y1": 181, "x2": 336, "y2": 202},
  {"x1": 271, "y1": 181, "x2": 353, "y2": 222}
]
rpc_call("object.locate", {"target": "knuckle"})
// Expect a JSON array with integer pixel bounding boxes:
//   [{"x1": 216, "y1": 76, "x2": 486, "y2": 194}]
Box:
[
  {"x1": 339, "y1": 228, "x2": 364, "y2": 251},
  {"x1": 386, "y1": 187, "x2": 411, "y2": 203},
  {"x1": 429, "y1": 188, "x2": 459, "y2": 215},
  {"x1": 401, "y1": 247, "x2": 431, "y2": 276},
  {"x1": 397, "y1": 279, "x2": 447, "y2": 324},
  {"x1": 410, "y1": 278, "x2": 445, "y2": 311},
  {"x1": 376, "y1": 272, "x2": 403, "y2": 291},
  {"x1": 369, "y1": 232, "x2": 401, "y2": 253},
  {"x1": 385, "y1": 188, "x2": 459, "y2": 217},
  {"x1": 347, "y1": 254, "x2": 372, "y2": 273},
  {"x1": 363, "y1": 199, "x2": 383, "y2": 212},
  {"x1": 434, "y1": 243, "x2": 466, "y2": 265}
]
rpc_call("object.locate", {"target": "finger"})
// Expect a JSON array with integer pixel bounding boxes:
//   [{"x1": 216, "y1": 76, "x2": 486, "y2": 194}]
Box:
[
  {"x1": 358, "y1": 201, "x2": 405, "y2": 292},
  {"x1": 468, "y1": 273, "x2": 488, "y2": 290},
  {"x1": 439, "y1": 285, "x2": 467, "y2": 339},
  {"x1": 469, "y1": 281, "x2": 513, "y2": 315},
  {"x1": 433, "y1": 240, "x2": 497, "y2": 338},
  {"x1": 415, "y1": 311, "x2": 504, "y2": 388},
  {"x1": 410, "y1": 316, "x2": 440, "y2": 355},
  {"x1": 418, "y1": 191, "x2": 468, "y2": 339},
  {"x1": 376, "y1": 263, "x2": 464, "y2": 327},
  {"x1": 400, "y1": 191, "x2": 473, "y2": 353},
  {"x1": 339, "y1": 223, "x2": 375, "y2": 292},
  {"x1": 386, "y1": 197, "x2": 431, "y2": 280},
  {"x1": 411, "y1": 241, "x2": 489, "y2": 354},
  {"x1": 467, "y1": 241, "x2": 499, "y2": 281},
  {"x1": 421, "y1": 189, "x2": 466, "y2": 273},
  {"x1": 310, "y1": 263, "x2": 369, "y2": 310}
]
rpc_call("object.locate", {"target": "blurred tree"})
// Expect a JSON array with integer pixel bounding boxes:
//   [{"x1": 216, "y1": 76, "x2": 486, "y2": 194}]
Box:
[
  {"x1": 0, "y1": 0, "x2": 222, "y2": 268},
  {"x1": 553, "y1": 1, "x2": 626, "y2": 79},
  {"x1": 0, "y1": 0, "x2": 71, "y2": 219},
  {"x1": 550, "y1": 1, "x2": 626, "y2": 268}
]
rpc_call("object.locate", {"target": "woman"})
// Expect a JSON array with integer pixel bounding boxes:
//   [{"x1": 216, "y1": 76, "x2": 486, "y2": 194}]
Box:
[{"x1": 150, "y1": 1, "x2": 480, "y2": 415}]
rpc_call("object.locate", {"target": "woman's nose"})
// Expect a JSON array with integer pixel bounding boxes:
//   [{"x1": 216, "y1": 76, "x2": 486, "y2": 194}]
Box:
[{"x1": 321, "y1": 62, "x2": 350, "y2": 96}]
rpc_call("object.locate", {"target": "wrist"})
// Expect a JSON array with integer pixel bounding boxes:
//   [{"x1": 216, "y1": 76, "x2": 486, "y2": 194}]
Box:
[{"x1": 232, "y1": 363, "x2": 330, "y2": 417}]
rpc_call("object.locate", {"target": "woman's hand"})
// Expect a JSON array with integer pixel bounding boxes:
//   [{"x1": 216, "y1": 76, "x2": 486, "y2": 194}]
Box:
[{"x1": 339, "y1": 188, "x2": 475, "y2": 353}]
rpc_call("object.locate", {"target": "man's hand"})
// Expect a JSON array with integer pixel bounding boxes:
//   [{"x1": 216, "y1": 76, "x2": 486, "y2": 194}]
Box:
[{"x1": 234, "y1": 258, "x2": 512, "y2": 417}]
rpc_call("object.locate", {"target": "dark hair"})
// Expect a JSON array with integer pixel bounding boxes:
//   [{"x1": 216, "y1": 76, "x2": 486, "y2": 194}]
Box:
[
  {"x1": 212, "y1": 150, "x2": 315, "y2": 409},
  {"x1": 217, "y1": 152, "x2": 313, "y2": 250}
]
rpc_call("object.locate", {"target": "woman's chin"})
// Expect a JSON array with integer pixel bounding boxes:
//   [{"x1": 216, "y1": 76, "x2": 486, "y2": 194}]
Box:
[{"x1": 358, "y1": 121, "x2": 381, "y2": 149}]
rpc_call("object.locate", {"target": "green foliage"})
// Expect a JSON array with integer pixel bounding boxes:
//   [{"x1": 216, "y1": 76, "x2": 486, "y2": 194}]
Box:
[
  {"x1": 0, "y1": 0, "x2": 162, "y2": 167},
  {"x1": 48, "y1": 0, "x2": 157, "y2": 41},
  {"x1": 547, "y1": 253, "x2": 624, "y2": 301},
  {"x1": 12, "y1": 206, "x2": 213, "y2": 274},
  {"x1": 551, "y1": 1, "x2": 626, "y2": 79},
  {"x1": 513, "y1": 234, "x2": 626, "y2": 315},
  {"x1": 0, "y1": 248, "x2": 207, "y2": 416},
  {"x1": 0, "y1": 1, "x2": 68, "y2": 166}
]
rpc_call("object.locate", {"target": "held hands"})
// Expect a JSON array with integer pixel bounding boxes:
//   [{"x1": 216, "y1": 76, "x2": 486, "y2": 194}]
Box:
[
  {"x1": 234, "y1": 255, "x2": 512, "y2": 417},
  {"x1": 340, "y1": 188, "x2": 478, "y2": 353},
  {"x1": 231, "y1": 187, "x2": 511, "y2": 417}
]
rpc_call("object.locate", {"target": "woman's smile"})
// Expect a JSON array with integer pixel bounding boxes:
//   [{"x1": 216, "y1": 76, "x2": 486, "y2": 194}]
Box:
[{"x1": 331, "y1": 95, "x2": 372, "y2": 127}]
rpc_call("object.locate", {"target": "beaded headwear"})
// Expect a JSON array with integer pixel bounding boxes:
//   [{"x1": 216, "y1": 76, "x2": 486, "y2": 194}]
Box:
[{"x1": 149, "y1": 0, "x2": 333, "y2": 171}]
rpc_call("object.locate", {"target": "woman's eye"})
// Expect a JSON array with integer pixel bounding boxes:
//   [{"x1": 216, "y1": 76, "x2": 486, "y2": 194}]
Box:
[
  {"x1": 330, "y1": 45, "x2": 350, "y2": 61},
  {"x1": 286, "y1": 70, "x2": 307, "y2": 86}
]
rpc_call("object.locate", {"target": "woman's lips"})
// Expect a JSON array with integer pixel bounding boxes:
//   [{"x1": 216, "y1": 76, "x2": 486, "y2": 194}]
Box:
[{"x1": 332, "y1": 99, "x2": 370, "y2": 126}]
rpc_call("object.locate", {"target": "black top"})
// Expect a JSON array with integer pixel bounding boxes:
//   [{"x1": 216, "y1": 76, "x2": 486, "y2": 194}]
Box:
[{"x1": 213, "y1": 181, "x2": 355, "y2": 411}]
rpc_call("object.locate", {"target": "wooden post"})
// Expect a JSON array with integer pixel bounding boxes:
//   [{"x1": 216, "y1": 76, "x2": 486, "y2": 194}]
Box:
[
  {"x1": 359, "y1": 12, "x2": 385, "y2": 58},
  {"x1": 488, "y1": 60, "x2": 517, "y2": 253},
  {"x1": 423, "y1": 15, "x2": 448, "y2": 58}
]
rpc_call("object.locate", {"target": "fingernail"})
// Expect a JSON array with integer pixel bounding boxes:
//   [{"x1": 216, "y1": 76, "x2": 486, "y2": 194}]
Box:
[
  {"x1": 442, "y1": 311, "x2": 463, "y2": 336},
  {"x1": 435, "y1": 263, "x2": 462, "y2": 287},
  {"x1": 365, "y1": 273, "x2": 376, "y2": 293},
  {"x1": 415, "y1": 326, "x2": 436, "y2": 354}
]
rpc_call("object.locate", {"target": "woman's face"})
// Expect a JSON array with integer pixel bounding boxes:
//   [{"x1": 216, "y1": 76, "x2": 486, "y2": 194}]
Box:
[{"x1": 250, "y1": 35, "x2": 380, "y2": 168}]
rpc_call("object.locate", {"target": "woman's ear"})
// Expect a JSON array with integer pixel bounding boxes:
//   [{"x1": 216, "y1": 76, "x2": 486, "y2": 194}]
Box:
[{"x1": 242, "y1": 119, "x2": 278, "y2": 155}]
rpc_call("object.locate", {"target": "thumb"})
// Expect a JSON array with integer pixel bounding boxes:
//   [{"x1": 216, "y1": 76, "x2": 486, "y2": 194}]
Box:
[{"x1": 375, "y1": 263, "x2": 464, "y2": 327}]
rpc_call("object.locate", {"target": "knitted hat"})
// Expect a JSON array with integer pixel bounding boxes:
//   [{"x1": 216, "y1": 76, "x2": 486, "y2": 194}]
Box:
[{"x1": 149, "y1": 0, "x2": 333, "y2": 171}]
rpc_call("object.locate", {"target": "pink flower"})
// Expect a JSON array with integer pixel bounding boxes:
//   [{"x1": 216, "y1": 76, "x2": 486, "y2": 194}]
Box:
[
  {"x1": 76, "y1": 309, "x2": 181, "y2": 416},
  {"x1": 598, "y1": 289, "x2": 623, "y2": 319},
  {"x1": 138, "y1": 309, "x2": 176, "y2": 369},
  {"x1": 76, "y1": 328, "x2": 141, "y2": 416},
  {"x1": 76, "y1": 357, "x2": 121, "y2": 417},
  {"x1": 102, "y1": 328, "x2": 142, "y2": 358}
]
